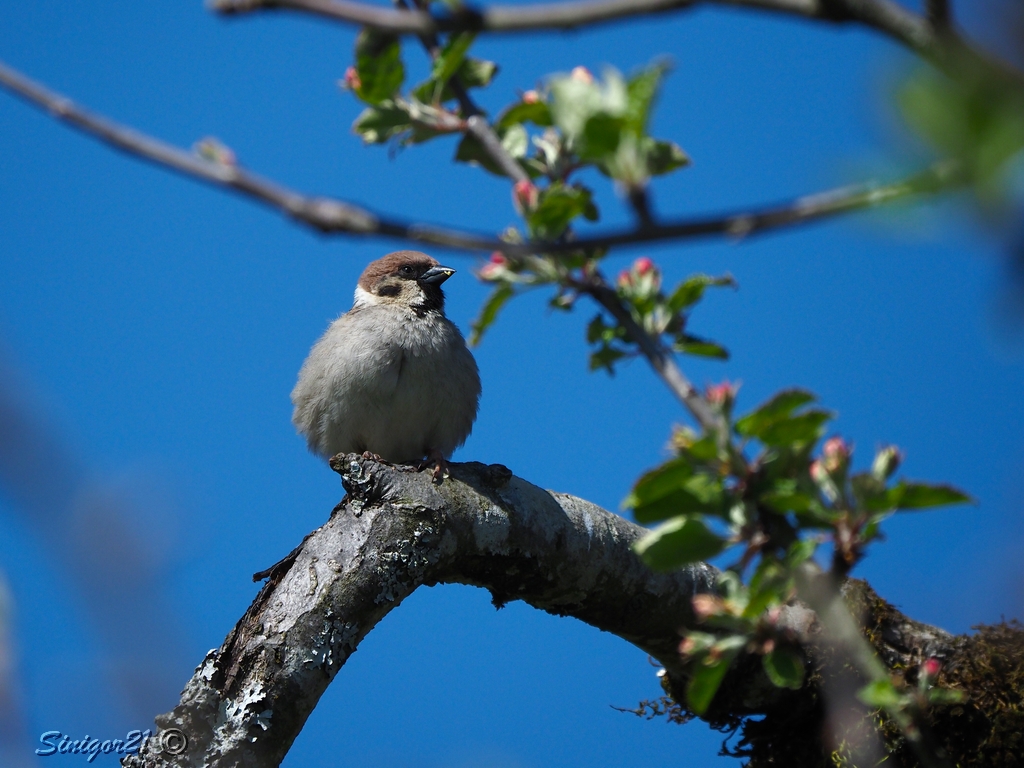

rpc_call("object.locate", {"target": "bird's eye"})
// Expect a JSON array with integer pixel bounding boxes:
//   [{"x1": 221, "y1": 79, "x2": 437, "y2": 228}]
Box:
[{"x1": 399, "y1": 265, "x2": 415, "y2": 277}]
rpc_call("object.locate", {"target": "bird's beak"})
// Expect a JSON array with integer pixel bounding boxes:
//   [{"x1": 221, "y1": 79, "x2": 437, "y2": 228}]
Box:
[{"x1": 419, "y1": 265, "x2": 456, "y2": 285}]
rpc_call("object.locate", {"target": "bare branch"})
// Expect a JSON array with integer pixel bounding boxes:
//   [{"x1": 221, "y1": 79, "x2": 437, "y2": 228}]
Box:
[
  {"x1": 122, "y1": 456, "x2": 719, "y2": 768},
  {"x1": 208, "y1": 0, "x2": 936, "y2": 58},
  {"x1": 211, "y1": 0, "x2": 825, "y2": 35},
  {"x1": 0, "y1": 59, "x2": 966, "y2": 259},
  {"x1": 212, "y1": 0, "x2": 1024, "y2": 91}
]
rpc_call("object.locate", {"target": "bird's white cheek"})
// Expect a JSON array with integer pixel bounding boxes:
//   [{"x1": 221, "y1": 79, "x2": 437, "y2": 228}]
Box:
[{"x1": 353, "y1": 285, "x2": 378, "y2": 308}]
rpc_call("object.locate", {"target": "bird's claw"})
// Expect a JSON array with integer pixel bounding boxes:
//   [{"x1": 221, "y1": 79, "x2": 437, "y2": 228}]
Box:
[{"x1": 418, "y1": 449, "x2": 449, "y2": 482}]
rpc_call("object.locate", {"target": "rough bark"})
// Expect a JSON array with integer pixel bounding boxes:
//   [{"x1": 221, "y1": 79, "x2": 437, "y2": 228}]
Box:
[
  {"x1": 123, "y1": 456, "x2": 717, "y2": 768},
  {"x1": 122, "y1": 456, "x2": 1022, "y2": 768}
]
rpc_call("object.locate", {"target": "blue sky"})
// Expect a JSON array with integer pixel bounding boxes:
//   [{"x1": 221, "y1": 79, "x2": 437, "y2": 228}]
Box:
[{"x1": 1, "y1": 1, "x2": 1022, "y2": 766}]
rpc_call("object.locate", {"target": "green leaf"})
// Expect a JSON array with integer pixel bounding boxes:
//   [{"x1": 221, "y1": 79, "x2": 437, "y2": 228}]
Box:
[
  {"x1": 850, "y1": 472, "x2": 886, "y2": 509},
  {"x1": 667, "y1": 273, "x2": 735, "y2": 313},
  {"x1": 763, "y1": 647, "x2": 805, "y2": 690},
  {"x1": 687, "y1": 646, "x2": 740, "y2": 715},
  {"x1": 352, "y1": 101, "x2": 412, "y2": 144},
  {"x1": 757, "y1": 409, "x2": 833, "y2": 448},
  {"x1": 928, "y1": 687, "x2": 965, "y2": 705},
  {"x1": 549, "y1": 75, "x2": 607, "y2": 140},
  {"x1": 734, "y1": 389, "x2": 817, "y2": 438},
  {"x1": 625, "y1": 60, "x2": 670, "y2": 134},
  {"x1": 634, "y1": 515, "x2": 727, "y2": 570},
  {"x1": 431, "y1": 32, "x2": 476, "y2": 85},
  {"x1": 589, "y1": 344, "x2": 626, "y2": 374},
  {"x1": 458, "y1": 57, "x2": 498, "y2": 89},
  {"x1": 586, "y1": 315, "x2": 608, "y2": 344},
  {"x1": 674, "y1": 335, "x2": 729, "y2": 360},
  {"x1": 496, "y1": 100, "x2": 553, "y2": 129},
  {"x1": 760, "y1": 485, "x2": 818, "y2": 514},
  {"x1": 786, "y1": 539, "x2": 818, "y2": 566},
  {"x1": 893, "y1": 481, "x2": 973, "y2": 511},
  {"x1": 469, "y1": 284, "x2": 514, "y2": 346},
  {"x1": 580, "y1": 113, "x2": 625, "y2": 161},
  {"x1": 354, "y1": 30, "x2": 405, "y2": 105},
  {"x1": 454, "y1": 134, "x2": 532, "y2": 180},
  {"x1": 681, "y1": 434, "x2": 719, "y2": 463},
  {"x1": 501, "y1": 124, "x2": 528, "y2": 158},
  {"x1": 625, "y1": 457, "x2": 693, "y2": 509},
  {"x1": 526, "y1": 183, "x2": 597, "y2": 240},
  {"x1": 643, "y1": 138, "x2": 690, "y2": 175},
  {"x1": 857, "y1": 679, "x2": 906, "y2": 710}
]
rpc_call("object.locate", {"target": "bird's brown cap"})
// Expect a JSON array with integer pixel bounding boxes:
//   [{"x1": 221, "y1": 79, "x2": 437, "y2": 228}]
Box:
[{"x1": 357, "y1": 251, "x2": 439, "y2": 290}]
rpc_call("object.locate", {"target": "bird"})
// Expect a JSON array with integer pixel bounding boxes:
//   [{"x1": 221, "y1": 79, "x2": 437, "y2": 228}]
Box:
[{"x1": 291, "y1": 250, "x2": 481, "y2": 479}]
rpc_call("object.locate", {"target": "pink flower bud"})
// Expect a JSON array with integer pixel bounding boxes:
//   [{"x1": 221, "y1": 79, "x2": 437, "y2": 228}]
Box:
[
  {"x1": 522, "y1": 90, "x2": 540, "y2": 104},
  {"x1": 490, "y1": 252, "x2": 507, "y2": 265},
  {"x1": 343, "y1": 66, "x2": 362, "y2": 91},
  {"x1": 692, "y1": 594, "x2": 724, "y2": 621},
  {"x1": 570, "y1": 66, "x2": 594, "y2": 84},
  {"x1": 679, "y1": 636, "x2": 698, "y2": 656},
  {"x1": 634, "y1": 256, "x2": 655, "y2": 275},
  {"x1": 821, "y1": 436, "x2": 851, "y2": 473},
  {"x1": 809, "y1": 459, "x2": 827, "y2": 484},
  {"x1": 512, "y1": 180, "x2": 539, "y2": 214},
  {"x1": 706, "y1": 381, "x2": 737, "y2": 409},
  {"x1": 922, "y1": 658, "x2": 941, "y2": 677},
  {"x1": 616, "y1": 269, "x2": 632, "y2": 289}
]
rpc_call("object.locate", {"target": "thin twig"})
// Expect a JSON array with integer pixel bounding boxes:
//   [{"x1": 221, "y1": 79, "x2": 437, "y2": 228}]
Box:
[
  {"x1": 0, "y1": 58, "x2": 966, "y2": 257},
  {"x1": 580, "y1": 277, "x2": 720, "y2": 431},
  {"x1": 398, "y1": 0, "x2": 531, "y2": 184},
  {"x1": 211, "y1": 0, "x2": 1024, "y2": 89},
  {"x1": 208, "y1": 0, "x2": 930, "y2": 54}
]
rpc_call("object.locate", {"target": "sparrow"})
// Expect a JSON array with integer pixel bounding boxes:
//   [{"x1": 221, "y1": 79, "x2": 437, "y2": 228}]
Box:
[{"x1": 291, "y1": 250, "x2": 481, "y2": 478}]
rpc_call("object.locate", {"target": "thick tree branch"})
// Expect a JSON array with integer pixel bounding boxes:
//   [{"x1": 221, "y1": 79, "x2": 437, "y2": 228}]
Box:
[
  {"x1": 925, "y1": 0, "x2": 950, "y2": 32},
  {"x1": 0, "y1": 58, "x2": 965, "y2": 258},
  {"x1": 120, "y1": 457, "x2": 981, "y2": 768},
  {"x1": 121, "y1": 456, "x2": 718, "y2": 767}
]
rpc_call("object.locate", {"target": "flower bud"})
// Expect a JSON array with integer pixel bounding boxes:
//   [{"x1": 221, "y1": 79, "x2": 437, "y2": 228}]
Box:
[
  {"x1": 679, "y1": 637, "x2": 698, "y2": 656},
  {"x1": 872, "y1": 445, "x2": 902, "y2": 480},
  {"x1": 922, "y1": 658, "x2": 941, "y2": 678},
  {"x1": 342, "y1": 66, "x2": 362, "y2": 92},
  {"x1": 522, "y1": 89, "x2": 540, "y2": 104},
  {"x1": 570, "y1": 66, "x2": 594, "y2": 84},
  {"x1": 670, "y1": 425, "x2": 699, "y2": 453},
  {"x1": 478, "y1": 252, "x2": 509, "y2": 281},
  {"x1": 705, "y1": 381, "x2": 737, "y2": 410},
  {"x1": 821, "y1": 436, "x2": 851, "y2": 474},
  {"x1": 692, "y1": 594, "x2": 724, "y2": 621},
  {"x1": 512, "y1": 180, "x2": 539, "y2": 214},
  {"x1": 616, "y1": 269, "x2": 632, "y2": 289},
  {"x1": 634, "y1": 256, "x2": 655, "y2": 275}
]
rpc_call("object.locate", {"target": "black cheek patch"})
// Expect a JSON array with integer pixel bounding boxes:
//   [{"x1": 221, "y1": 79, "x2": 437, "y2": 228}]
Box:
[{"x1": 377, "y1": 283, "x2": 401, "y2": 297}]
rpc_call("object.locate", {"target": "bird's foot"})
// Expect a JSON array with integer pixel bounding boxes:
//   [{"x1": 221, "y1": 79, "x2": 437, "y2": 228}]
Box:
[
  {"x1": 361, "y1": 450, "x2": 386, "y2": 462},
  {"x1": 418, "y1": 449, "x2": 449, "y2": 482}
]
